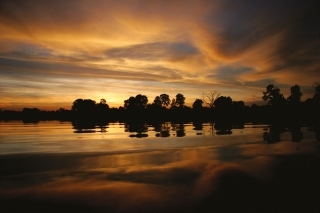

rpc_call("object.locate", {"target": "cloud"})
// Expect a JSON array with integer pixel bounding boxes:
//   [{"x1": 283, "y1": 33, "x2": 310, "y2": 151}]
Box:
[
  {"x1": 1, "y1": 0, "x2": 319, "y2": 109},
  {"x1": 105, "y1": 41, "x2": 199, "y2": 62}
]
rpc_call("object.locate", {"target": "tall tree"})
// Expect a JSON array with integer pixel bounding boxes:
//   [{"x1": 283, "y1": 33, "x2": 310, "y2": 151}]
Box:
[
  {"x1": 124, "y1": 96, "x2": 136, "y2": 110},
  {"x1": 153, "y1": 96, "x2": 162, "y2": 107},
  {"x1": 135, "y1": 94, "x2": 148, "y2": 108},
  {"x1": 170, "y1": 99, "x2": 176, "y2": 109},
  {"x1": 175, "y1": 93, "x2": 185, "y2": 108},
  {"x1": 192, "y1": 99, "x2": 203, "y2": 110},
  {"x1": 262, "y1": 84, "x2": 287, "y2": 124},
  {"x1": 96, "y1": 99, "x2": 109, "y2": 113},
  {"x1": 313, "y1": 82, "x2": 320, "y2": 103},
  {"x1": 159, "y1": 94, "x2": 171, "y2": 107},
  {"x1": 313, "y1": 82, "x2": 320, "y2": 140},
  {"x1": 262, "y1": 84, "x2": 286, "y2": 107},
  {"x1": 124, "y1": 95, "x2": 148, "y2": 109},
  {"x1": 202, "y1": 91, "x2": 220, "y2": 108},
  {"x1": 214, "y1": 96, "x2": 233, "y2": 130},
  {"x1": 72, "y1": 99, "x2": 97, "y2": 120},
  {"x1": 287, "y1": 85, "x2": 302, "y2": 105},
  {"x1": 214, "y1": 96, "x2": 232, "y2": 110},
  {"x1": 72, "y1": 99, "x2": 96, "y2": 113}
]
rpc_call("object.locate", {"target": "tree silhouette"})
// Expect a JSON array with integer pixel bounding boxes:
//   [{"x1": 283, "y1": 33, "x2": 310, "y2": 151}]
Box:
[
  {"x1": 287, "y1": 85, "x2": 302, "y2": 105},
  {"x1": 159, "y1": 94, "x2": 171, "y2": 107},
  {"x1": 153, "y1": 96, "x2": 162, "y2": 107},
  {"x1": 22, "y1": 108, "x2": 41, "y2": 123},
  {"x1": 71, "y1": 99, "x2": 98, "y2": 120},
  {"x1": 214, "y1": 96, "x2": 233, "y2": 131},
  {"x1": 313, "y1": 82, "x2": 320, "y2": 106},
  {"x1": 287, "y1": 85, "x2": 302, "y2": 124},
  {"x1": 149, "y1": 95, "x2": 170, "y2": 121},
  {"x1": 202, "y1": 91, "x2": 220, "y2": 108},
  {"x1": 96, "y1": 99, "x2": 109, "y2": 120},
  {"x1": 312, "y1": 82, "x2": 320, "y2": 138},
  {"x1": 214, "y1": 96, "x2": 232, "y2": 111},
  {"x1": 175, "y1": 93, "x2": 185, "y2": 108},
  {"x1": 124, "y1": 94, "x2": 148, "y2": 110},
  {"x1": 70, "y1": 98, "x2": 109, "y2": 121},
  {"x1": 124, "y1": 94, "x2": 148, "y2": 120},
  {"x1": 72, "y1": 99, "x2": 96, "y2": 112},
  {"x1": 152, "y1": 94, "x2": 170, "y2": 108},
  {"x1": 262, "y1": 84, "x2": 286, "y2": 122},
  {"x1": 124, "y1": 96, "x2": 136, "y2": 110},
  {"x1": 192, "y1": 99, "x2": 203, "y2": 109},
  {"x1": 192, "y1": 99, "x2": 204, "y2": 120},
  {"x1": 134, "y1": 94, "x2": 148, "y2": 108},
  {"x1": 232, "y1": 101, "x2": 245, "y2": 127},
  {"x1": 96, "y1": 99, "x2": 109, "y2": 110},
  {"x1": 262, "y1": 84, "x2": 286, "y2": 107},
  {"x1": 170, "y1": 98, "x2": 176, "y2": 109}
]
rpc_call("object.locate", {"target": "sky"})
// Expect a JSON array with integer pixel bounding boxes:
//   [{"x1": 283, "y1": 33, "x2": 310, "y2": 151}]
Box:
[{"x1": 0, "y1": 0, "x2": 319, "y2": 110}]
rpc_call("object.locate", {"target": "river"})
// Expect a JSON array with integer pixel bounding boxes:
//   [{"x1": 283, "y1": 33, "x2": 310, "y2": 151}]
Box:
[{"x1": 0, "y1": 121, "x2": 319, "y2": 212}]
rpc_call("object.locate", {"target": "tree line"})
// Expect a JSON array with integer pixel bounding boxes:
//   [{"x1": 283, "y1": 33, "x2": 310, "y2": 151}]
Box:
[{"x1": 0, "y1": 84, "x2": 319, "y2": 128}]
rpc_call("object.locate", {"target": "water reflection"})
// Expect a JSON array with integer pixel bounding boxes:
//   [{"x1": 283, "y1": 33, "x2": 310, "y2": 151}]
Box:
[
  {"x1": 315, "y1": 125, "x2": 320, "y2": 142},
  {"x1": 192, "y1": 121, "x2": 203, "y2": 131},
  {"x1": 154, "y1": 123, "x2": 170, "y2": 137},
  {"x1": 290, "y1": 124, "x2": 303, "y2": 142},
  {"x1": 2, "y1": 129, "x2": 320, "y2": 213},
  {"x1": 215, "y1": 121, "x2": 233, "y2": 135},
  {"x1": 72, "y1": 120, "x2": 109, "y2": 133},
  {"x1": 84, "y1": 121, "x2": 320, "y2": 141},
  {"x1": 171, "y1": 123, "x2": 185, "y2": 137},
  {"x1": 125, "y1": 122, "x2": 148, "y2": 138},
  {"x1": 121, "y1": 122, "x2": 246, "y2": 138},
  {"x1": 263, "y1": 124, "x2": 285, "y2": 143}
]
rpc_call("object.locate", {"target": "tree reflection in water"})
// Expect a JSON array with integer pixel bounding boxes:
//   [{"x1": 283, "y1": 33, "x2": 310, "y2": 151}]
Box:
[
  {"x1": 154, "y1": 122, "x2": 170, "y2": 137},
  {"x1": 125, "y1": 122, "x2": 148, "y2": 138},
  {"x1": 170, "y1": 123, "x2": 186, "y2": 137},
  {"x1": 215, "y1": 121, "x2": 233, "y2": 135},
  {"x1": 72, "y1": 120, "x2": 109, "y2": 133},
  {"x1": 193, "y1": 121, "x2": 203, "y2": 135},
  {"x1": 263, "y1": 124, "x2": 285, "y2": 143},
  {"x1": 290, "y1": 124, "x2": 303, "y2": 142}
]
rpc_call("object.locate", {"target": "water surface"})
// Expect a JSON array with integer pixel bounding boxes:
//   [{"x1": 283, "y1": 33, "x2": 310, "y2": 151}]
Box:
[{"x1": 1, "y1": 121, "x2": 319, "y2": 212}]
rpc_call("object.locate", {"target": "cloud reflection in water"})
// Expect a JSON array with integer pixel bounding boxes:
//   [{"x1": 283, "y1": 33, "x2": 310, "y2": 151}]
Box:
[{"x1": 1, "y1": 140, "x2": 320, "y2": 212}]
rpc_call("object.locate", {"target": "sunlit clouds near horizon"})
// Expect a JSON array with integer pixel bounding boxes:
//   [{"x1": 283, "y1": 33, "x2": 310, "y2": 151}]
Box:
[{"x1": 1, "y1": 0, "x2": 319, "y2": 110}]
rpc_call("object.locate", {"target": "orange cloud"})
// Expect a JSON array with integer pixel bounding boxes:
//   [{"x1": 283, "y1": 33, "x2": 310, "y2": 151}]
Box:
[{"x1": 1, "y1": 0, "x2": 319, "y2": 110}]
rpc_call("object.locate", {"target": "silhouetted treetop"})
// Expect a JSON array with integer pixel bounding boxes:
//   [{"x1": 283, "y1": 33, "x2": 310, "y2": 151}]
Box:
[
  {"x1": 202, "y1": 91, "x2": 220, "y2": 108},
  {"x1": 192, "y1": 99, "x2": 204, "y2": 109},
  {"x1": 313, "y1": 82, "x2": 320, "y2": 106},
  {"x1": 314, "y1": 82, "x2": 320, "y2": 93},
  {"x1": 175, "y1": 93, "x2": 185, "y2": 108},
  {"x1": 153, "y1": 96, "x2": 162, "y2": 107},
  {"x1": 100, "y1": 98, "x2": 107, "y2": 105},
  {"x1": 262, "y1": 84, "x2": 286, "y2": 106},
  {"x1": 96, "y1": 98, "x2": 109, "y2": 111},
  {"x1": 214, "y1": 96, "x2": 232, "y2": 109},
  {"x1": 124, "y1": 94, "x2": 148, "y2": 109},
  {"x1": 72, "y1": 99, "x2": 96, "y2": 112},
  {"x1": 287, "y1": 85, "x2": 302, "y2": 106},
  {"x1": 170, "y1": 98, "x2": 176, "y2": 109},
  {"x1": 153, "y1": 94, "x2": 171, "y2": 108},
  {"x1": 232, "y1": 101, "x2": 244, "y2": 108},
  {"x1": 159, "y1": 94, "x2": 171, "y2": 107}
]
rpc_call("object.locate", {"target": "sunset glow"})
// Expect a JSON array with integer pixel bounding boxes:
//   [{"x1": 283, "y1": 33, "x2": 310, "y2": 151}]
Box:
[{"x1": 1, "y1": 0, "x2": 319, "y2": 110}]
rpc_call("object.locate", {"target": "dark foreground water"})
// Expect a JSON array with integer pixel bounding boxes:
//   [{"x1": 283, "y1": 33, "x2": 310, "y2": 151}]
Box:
[{"x1": 1, "y1": 121, "x2": 320, "y2": 212}]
